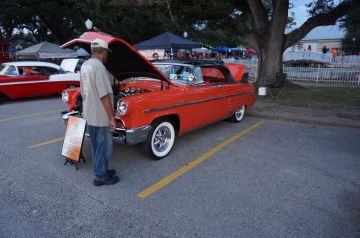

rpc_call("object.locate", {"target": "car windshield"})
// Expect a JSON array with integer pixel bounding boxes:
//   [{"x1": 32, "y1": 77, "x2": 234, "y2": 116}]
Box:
[
  {"x1": 0, "y1": 64, "x2": 17, "y2": 76},
  {"x1": 154, "y1": 63, "x2": 203, "y2": 84}
]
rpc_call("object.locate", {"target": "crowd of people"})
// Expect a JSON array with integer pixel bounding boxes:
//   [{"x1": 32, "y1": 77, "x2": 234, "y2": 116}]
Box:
[
  {"x1": 152, "y1": 50, "x2": 255, "y2": 61},
  {"x1": 303, "y1": 44, "x2": 360, "y2": 64}
]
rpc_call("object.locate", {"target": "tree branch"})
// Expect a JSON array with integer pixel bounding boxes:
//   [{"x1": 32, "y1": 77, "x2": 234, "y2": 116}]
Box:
[
  {"x1": 284, "y1": 0, "x2": 358, "y2": 49},
  {"x1": 270, "y1": 0, "x2": 289, "y2": 29},
  {"x1": 232, "y1": 20, "x2": 259, "y2": 50},
  {"x1": 245, "y1": 0, "x2": 269, "y2": 34}
]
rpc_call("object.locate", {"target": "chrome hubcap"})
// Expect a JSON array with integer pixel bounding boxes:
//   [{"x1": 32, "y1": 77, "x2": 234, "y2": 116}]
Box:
[
  {"x1": 235, "y1": 106, "x2": 245, "y2": 120},
  {"x1": 153, "y1": 126, "x2": 172, "y2": 152}
]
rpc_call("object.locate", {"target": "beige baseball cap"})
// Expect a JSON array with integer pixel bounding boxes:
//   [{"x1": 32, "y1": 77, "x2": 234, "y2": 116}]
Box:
[{"x1": 91, "y1": 38, "x2": 112, "y2": 52}]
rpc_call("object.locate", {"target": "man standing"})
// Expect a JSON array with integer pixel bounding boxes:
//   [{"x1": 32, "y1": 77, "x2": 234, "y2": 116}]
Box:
[{"x1": 80, "y1": 39, "x2": 119, "y2": 186}]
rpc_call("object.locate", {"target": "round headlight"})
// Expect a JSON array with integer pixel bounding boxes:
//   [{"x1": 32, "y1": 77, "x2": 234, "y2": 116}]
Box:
[
  {"x1": 62, "y1": 91, "x2": 69, "y2": 104},
  {"x1": 117, "y1": 101, "x2": 128, "y2": 115}
]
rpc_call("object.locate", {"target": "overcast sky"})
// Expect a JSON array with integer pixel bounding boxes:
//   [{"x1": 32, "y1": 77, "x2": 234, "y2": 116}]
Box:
[{"x1": 292, "y1": 0, "x2": 340, "y2": 26}]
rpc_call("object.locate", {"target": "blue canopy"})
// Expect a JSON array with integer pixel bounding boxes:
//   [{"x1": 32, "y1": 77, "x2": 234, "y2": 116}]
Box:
[
  {"x1": 212, "y1": 46, "x2": 233, "y2": 53},
  {"x1": 134, "y1": 32, "x2": 202, "y2": 50}
]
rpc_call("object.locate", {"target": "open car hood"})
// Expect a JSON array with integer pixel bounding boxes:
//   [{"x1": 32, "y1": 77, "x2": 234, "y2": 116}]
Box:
[{"x1": 61, "y1": 32, "x2": 170, "y2": 84}]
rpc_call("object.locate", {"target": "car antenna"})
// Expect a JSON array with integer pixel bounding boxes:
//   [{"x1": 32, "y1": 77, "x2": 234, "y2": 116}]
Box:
[{"x1": 161, "y1": 79, "x2": 163, "y2": 90}]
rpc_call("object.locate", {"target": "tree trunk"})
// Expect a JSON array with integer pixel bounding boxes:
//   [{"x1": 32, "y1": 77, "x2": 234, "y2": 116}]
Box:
[
  {"x1": 257, "y1": 42, "x2": 284, "y2": 86},
  {"x1": 256, "y1": 31, "x2": 285, "y2": 86}
]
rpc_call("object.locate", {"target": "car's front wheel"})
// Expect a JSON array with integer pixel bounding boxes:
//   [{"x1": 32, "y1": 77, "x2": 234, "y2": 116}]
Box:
[
  {"x1": 229, "y1": 105, "x2": 245, "y2": 122},
  {"x1": 142, "y1": 118, "x2": 176, "y2": 159}
]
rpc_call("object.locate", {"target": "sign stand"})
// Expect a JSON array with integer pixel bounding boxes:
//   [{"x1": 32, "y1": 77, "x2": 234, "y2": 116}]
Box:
[
  {"x1": 63, "y1": 151, "x2": 86, "y2": 171},
  {"x1": 61, "y1": 116, "x2": 87, "y2": 171}
]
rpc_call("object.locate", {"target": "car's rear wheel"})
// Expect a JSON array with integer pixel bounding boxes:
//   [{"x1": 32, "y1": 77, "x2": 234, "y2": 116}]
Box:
[
  {"x1": 0, "y1": 93, "x2": 8, "y2": 104},
  {"x1": 142, "y1": 118, "x2": 176, "y2": 159},
  {"x1": 65, "y1": 84, "x2": 77, "y2": 89},
  {"x1": 229, "y1": 105, "x2": 245, "y2": 122}
]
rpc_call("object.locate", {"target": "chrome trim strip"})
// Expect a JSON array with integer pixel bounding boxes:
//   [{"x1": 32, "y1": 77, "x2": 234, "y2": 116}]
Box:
[
  {"x1": 144, "y1": 91, "x2": 254, "y2": 113},
  {"x1": 0, "y1": 79, "x2": 78, "y2": 86}
]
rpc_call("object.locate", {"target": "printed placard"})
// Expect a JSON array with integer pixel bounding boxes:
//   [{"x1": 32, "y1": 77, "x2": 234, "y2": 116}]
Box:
[{"x1": 61, "y1": 116, "x2": 86, "y2": 161}]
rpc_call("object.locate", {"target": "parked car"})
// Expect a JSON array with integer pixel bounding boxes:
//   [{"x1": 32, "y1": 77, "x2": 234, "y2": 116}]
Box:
[
  {"x1": 0, "y1": 61, "x2": 80, "y2": 101},
  {"x1": 61, "y1": 32, "x2": 256, "y2": 159}
]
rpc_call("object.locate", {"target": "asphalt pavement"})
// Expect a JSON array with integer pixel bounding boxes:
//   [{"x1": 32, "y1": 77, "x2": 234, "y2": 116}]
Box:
[
  {"x1": 248, "y1": 100, "x2": 360, "y2": 128},
  {"x1": 0, "y1": 96, "x2": 359, "y2": 238}
]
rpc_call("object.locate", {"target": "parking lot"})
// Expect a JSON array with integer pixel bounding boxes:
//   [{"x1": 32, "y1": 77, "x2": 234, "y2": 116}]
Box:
[{"x1": 1, "y1": 96, "x2": 360, "y2": 238}]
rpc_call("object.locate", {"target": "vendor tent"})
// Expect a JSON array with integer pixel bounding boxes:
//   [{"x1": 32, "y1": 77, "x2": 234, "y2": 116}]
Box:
[
  {"x1": 15, "y1": 41, "x2": 77, "y2": 60},
  {"x1": 212, "y1": 46, "x2": 233, "y2": 53},
  {"x1": 134, "y1": 32, "x2": 202, "y2": 50},
  {"x1": 76, "y1": 48, "x2": 90, "y2": 57}
]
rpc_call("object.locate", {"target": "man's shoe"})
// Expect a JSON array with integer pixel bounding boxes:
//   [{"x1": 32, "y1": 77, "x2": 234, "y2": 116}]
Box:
[
  {"x1": 107, "y1": 169, "x2": 116, "y2": 177},
  {"x1": 93, "y1": 176, "x2": 119, "y2": 186}
]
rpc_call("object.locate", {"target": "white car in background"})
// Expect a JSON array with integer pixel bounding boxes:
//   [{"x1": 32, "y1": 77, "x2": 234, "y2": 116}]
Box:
[
  {"x1": 60, "y1": 58, "x2": 85, "y2": 73},
  {"x1": 0, "y1": 61, "x2": 80, "y2": 101}
]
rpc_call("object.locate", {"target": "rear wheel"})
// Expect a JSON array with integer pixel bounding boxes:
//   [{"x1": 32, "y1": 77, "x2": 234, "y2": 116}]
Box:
[
  {"x1": 65, "y1": 84, "x2": 77, "y2": 89},
  {"x1": 0, "y1": 93, "x2": 8, "y2": 104},
  {"x1": 229, "y1": 105, "x2": 245, "y2": 122},
  {"x1": 142, "y1": 118, "x2": 176, "y2": 159}
]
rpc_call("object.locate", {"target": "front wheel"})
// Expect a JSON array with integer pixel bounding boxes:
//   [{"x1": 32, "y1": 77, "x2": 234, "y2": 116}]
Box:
[
  {"x1": 229, "y1": 105, "x2": 245, "y2": 122},
  {"x1": 142, "y1": 118, "x2": 176, "y2": 160}
]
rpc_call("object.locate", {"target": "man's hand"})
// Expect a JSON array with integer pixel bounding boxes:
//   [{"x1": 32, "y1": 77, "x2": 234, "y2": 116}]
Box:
[{"x1": 109, "y1": 116, "x2": 116, "y2": 132}]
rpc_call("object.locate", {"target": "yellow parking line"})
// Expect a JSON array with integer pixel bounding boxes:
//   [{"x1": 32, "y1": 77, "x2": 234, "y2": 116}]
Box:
[
  {"x1": 0, "y1": 109, "x2": 64, "y2": 123},
  {"x1": 28, "y1": 137, "x2": 64, "y2": 149},
  {"x1": 138, "y1": 120, "x2": 265, "y2": 199}
]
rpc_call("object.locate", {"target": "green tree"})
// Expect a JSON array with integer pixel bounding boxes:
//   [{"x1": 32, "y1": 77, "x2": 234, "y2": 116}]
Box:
[
  {"x1": 168, "y1": 0, "x2": 359, "y2": 85},
  {"x1": 340, "y1": 7, "x2": 360, "y2": 55}
]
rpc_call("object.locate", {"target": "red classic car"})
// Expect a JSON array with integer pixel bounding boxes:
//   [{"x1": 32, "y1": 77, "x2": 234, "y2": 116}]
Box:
[
  {"x1": 61, "y1": 32, "x2": 256, "y2": 159},
  {"x1": 0, "y1": 61, "x2": 80, "y2": 102}
]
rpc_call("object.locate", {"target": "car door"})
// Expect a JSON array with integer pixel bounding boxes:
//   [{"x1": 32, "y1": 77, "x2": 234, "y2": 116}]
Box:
[
  {"x1": 16, "y1": 66, "x2": 49, "y2": 97},
  {"x1": 177, "y1": 66, "x2": 229, "y2": 133}
]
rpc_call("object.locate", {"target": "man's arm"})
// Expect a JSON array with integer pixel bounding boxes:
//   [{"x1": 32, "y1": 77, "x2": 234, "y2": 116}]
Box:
[{"x1": 101, "y1": 94, "x2": 116, "y2": 131}]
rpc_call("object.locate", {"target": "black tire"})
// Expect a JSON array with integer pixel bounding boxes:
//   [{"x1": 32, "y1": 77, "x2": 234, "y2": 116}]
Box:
[
  {"x1": 142, "y1": 118, "x2": 176, "y2": 160},
  {"x1": 0, "y1": 93, "x2": 8, "y2": 104},
  {"x1": 65, "y1": 84, "x2": 77, "y2": 89},
  {"x1": 229, "y1": 105, "x2": 245, "y2": 123},
  {"x1": 75, "y1": 95, "x2": 83, "y2": 112}
]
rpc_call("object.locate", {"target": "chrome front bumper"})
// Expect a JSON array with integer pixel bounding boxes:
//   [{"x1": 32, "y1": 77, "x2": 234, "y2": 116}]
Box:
[
  {"x1": 113, "y1": 125, "x2": 151, "y2": 145},
  {"x1": 61, "y1": 111, "x2": 80, "y2": 125},
  {"x1": 62, "y1": 111, "x2": 150, "y2": 145}
]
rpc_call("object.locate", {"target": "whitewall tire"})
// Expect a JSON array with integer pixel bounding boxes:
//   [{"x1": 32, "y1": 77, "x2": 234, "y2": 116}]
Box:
[
  {"x1": 143, "y1": 119, "x2": 176, "y2": 159},
  {"x1": 230, "y1": 105, "x2": 245, "y2": 122}
]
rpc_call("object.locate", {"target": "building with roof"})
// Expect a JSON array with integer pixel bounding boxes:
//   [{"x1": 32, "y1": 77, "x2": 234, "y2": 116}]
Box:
[{"x1": 286, "y1": 25, "x2": 345, "y2": 53}]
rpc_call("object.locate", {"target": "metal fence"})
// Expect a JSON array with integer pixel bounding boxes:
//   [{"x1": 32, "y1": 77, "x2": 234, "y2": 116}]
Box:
[
  {"x1": 284, "y1": 65, "x2": 360, "y2": 85},
  {"x1": 224, "y1": 59, "x2": 360, "y2": 86}
]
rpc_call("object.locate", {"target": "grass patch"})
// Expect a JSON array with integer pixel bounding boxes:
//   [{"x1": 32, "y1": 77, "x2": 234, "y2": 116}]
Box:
[{"x1": 258, "y1": 87, "x2": 360, "y2": 108}]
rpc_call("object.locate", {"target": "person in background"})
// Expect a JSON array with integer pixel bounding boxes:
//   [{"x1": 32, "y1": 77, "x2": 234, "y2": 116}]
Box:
[
  {"x1": 307, "y1": 45, "x2": 312, "y2": 53},
  {"x1": 152, "y1": 52, "x2": 159, "y2": 60},
  {"x1": 341, "y1": 49, "x2": 345, "y2": 64},
  {"x1": 332, "y1": 48, "x2": 337, "y2": 63},
  {"x1": 322, "y1": 45, "x2": 328, "y2": 54},
  {"x1": 80, "y1": 38, "x2": 119, "y2": 186}
]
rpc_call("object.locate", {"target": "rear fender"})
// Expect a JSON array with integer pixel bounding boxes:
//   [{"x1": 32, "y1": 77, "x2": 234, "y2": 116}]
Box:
[{"x1": 224, "y1": 63, "x2": 245, "y2": 83}]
